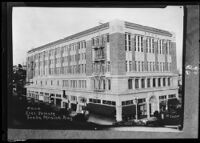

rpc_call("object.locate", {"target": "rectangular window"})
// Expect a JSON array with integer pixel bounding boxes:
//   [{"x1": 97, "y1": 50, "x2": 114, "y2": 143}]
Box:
[
  {"x1": 107, "y1": 34, "x2": 109, "y2": 42},
  {"x1": 141, "y1": 61, "x2": 144, "y2": 71},
  {"x1": 134, "y1": 36, "x2": 137, "y2": 51},
  {"x1": 135, "y1": 79, "x2": 139, "y2": 89},
  {"x1": 125, "y1": 32, "x2": 131, "y2": 51},
  {"x1": 153, "y1": 78, "x2": 156, "y2": 87},
  {"x1": 141, "y1": 78, "x2": 145, "y2": 88},
  {"x1": 108, "y1": 79, "x2": 111, "y2": 90},
  {"x1": 147, "y1": 78, "x2": 151, "y2": 88},
  {"x1": 128, "y1": 79, "x2": 132, "y2": 89},
  {"x1": 137, "y1": 36, "x2": 140, "y2": 51},
  {"x1": 168, "y1": 77, "x2": 171, "y2": 86},
  {"x1": 141, "y1": 36, "x2": 143, "y2": 52},
  {"x1": 158, "y1": 78, "x2": 161, "y2": 87},
  {"x1": 152, "y1": 38, "x2": 154, "y2": 53},
  {"x1": 129, "y1": 61, "x2": 132, "y2": 71},
  {"x1": 163, "y1": 78, "x2": 166, "y2": 86},
  {"x1": 126, "y1": 61, "x2": 128, "y2": 72},
  {"x1": 128, "y1": 33, "x2": 131, "y2": 51},
  {"x1": 138, "y1": 61, "x2": 140, "y2": 72}
]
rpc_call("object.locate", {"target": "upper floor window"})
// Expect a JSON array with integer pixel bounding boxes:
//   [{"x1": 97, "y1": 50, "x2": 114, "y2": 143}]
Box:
[
  {"x1": 158, "y1": 78, "x2": 161, "y2": 87},
  {"x1": 125, "y1": 32, "x2": 131, "y2": 51},
  {"x1": 128, "y1": 79, "x2": 132, "y2": 89},
  {"x1": 141, "y1": 78, "x2": 145, "y2": 88},
  {"x1": 141, "y1": 36, "x2": 143, "y2": 52},
  {"x1": 147, "y1": 78, "x2": 151, "y2": 88},
  {"x1": 129, "y1": 61, "x2": 132, "y2": 71},
  {"x1": 135, "y1": 79, "x2": 139, "y2": 89},
  {"x1": 108, "y1": 79, "x2": 111, "y2": 90},
  {"x1": 106, "y1": 34, "x2": 109, "y2": 42},
  {"x1": 168, "y1": 77, "x2": 171, "y2": 86},
  {"x1": 153, "y1": 78, "x2": 156, "y2": 87}
]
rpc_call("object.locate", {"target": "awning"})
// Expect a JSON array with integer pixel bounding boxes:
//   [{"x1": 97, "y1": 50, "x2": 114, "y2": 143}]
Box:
[
  {"x1": 122, "y1": 105, "x2": 136, "y2": 116},
  {"x1": 86, "y1": 103, "x2": 116, "y2": 117}
]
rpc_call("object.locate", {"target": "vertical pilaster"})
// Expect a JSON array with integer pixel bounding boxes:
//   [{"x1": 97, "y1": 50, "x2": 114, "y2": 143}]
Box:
[
  {"x1": 170, "y1": 42, "x2": 177, "y2": 73},
  {"x1": 132, "y1": 78, "x2": 135, "y2": 90},
  {"x1": 154, "y1": 39, "x2": 159, "y2": 71},
  {"x1": 131, "y1": 34, "x2": 136, "y2": 71},
  {"x1": 110, "y1": 33, "x2": 126, "y2": 75},
  {"x1": 146, "y1": 97, "x2": 150, "y2": 118},
  {"x1": 86, "y1": 40, "x2": 93, "y2": 76},
  {"x1": 144, "y1": 36, "x2": 148, "y2": 71}
]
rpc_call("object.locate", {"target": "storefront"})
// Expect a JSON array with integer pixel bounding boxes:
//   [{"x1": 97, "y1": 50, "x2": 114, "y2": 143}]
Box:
[{"x1": 86, "y1": 103, "x2": 116, "y2": 117}]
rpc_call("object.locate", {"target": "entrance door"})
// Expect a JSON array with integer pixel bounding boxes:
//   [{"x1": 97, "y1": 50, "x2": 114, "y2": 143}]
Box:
[
  {"x1": 56, "y1": 99, "x2": 61, "y2": 108},
  {"x1": 149, "y1": 96, "x2": 158, "y2": 116},
  {"x1": 71, "y1": 103, "x2": 77, "y2": 111}
]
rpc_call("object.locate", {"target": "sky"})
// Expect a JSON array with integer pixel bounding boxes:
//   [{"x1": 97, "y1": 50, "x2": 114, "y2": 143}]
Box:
[{"x1": 12, "y1": 6, "x2": 183, "y2": 72}]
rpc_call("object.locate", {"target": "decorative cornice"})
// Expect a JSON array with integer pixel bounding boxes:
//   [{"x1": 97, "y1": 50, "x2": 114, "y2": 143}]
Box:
[
  {"x1": 125, "y1": 21, "x2": 172, "y2": 37},
  {"x1": 28, "y1": 22, "x2": 109, "y2": 54}
]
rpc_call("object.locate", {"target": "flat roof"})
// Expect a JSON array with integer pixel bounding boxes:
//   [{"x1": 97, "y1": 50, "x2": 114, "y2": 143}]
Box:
[{"x1": 28, "y1": 20, "x2": 172, "y2": 54}]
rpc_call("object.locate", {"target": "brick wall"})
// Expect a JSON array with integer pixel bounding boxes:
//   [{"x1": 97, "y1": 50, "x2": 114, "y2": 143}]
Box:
[
  {"x1": 131, "y1": 35, "x2": 136, "y2": 71},
  {"x1": 86, "y1": 40, "x2": 93, "y2": 76},
  {"x1": 110, "y1": 33, "x2": 126, "y2": 75},
  {"x1": 170, "y1": 42, "x2": 177, "y2": 73}
]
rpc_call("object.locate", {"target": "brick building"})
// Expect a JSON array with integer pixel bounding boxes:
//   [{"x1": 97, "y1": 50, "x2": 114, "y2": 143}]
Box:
[{"x1": 26, "y1": 19, "x2": 179, "y2": 122}]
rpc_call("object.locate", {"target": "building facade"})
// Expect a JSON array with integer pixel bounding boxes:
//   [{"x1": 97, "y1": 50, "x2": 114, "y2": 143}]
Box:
[{"x1": 26, "y1": 19, "x2": 179, "y2": 122}]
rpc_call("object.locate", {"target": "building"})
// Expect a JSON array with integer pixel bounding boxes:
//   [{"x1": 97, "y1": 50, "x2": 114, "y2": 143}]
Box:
[{"x1": 26, "y1": 19, "x2": 179, "y2": 122}]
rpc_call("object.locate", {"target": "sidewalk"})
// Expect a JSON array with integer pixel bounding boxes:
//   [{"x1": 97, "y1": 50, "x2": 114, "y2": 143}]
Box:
[{"x1": 108, "y1": 126, "x2": 181, "y2": 132}]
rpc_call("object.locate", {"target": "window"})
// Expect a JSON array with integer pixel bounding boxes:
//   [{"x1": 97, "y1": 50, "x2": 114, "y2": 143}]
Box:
[
  {"x1": 141, "y1": 61, "x2": 144, "y2": 71},
  {"x1": 122, "y1": 100, "x2": 133, "y2": 106},
  {"x1": 163, "y1": 78, "x2": 166, "y2": 86},
  {"x1": 158, "y1": 78, "x2": 161, "y2": 87},
  {"x1": 106, "y1": 34, "x2": 109, "y2": 42},
  {"x1": 126, "y1": 61, "x2": 128, "y2": 72},
  {"x1": 141, "y1": 36, "x2": 143, "y2": 52},
  {"x1": 128, "y1": 79, "x2": 132, "y2": 89},
  {"x1": 147, "y1": 78, "x2": 151, "y2": 88},
  {"x1": 152, "y1": 38, "x2": 154, "y2": 53},
  {"x1": 168, "y1": 77, "x2": 171, "y2": 86},
  {"x1": 89, "y1": 98, "x2": 101, "y2": 104},
  {"x1": 108, "y1": 79, "x2": 111, "y2": 90},
  {"x1": 107, "y1": 61, "x2": 110, "y2": 72},
  {"x1": 103, "y1": 100, "x2": 116, "y2": 106},
  {"x1": 141, "y1": 79, "x2": 145, "y2": 88},
  {"x1": 125, "y1": 33, "x2": 131, "y2": 51},
  {"x1": 135, "y1": 79, "x2": 139, "y2": 89},
  {"x1": 138, "y1": 61, "x2": 140, "y2": 71},
  {"x1": 153, "y1": 78, "x2": 156, "y2": 87},
  {"x1": 168, "y1": 94, "x2": 176, "y2": 98},
  {"x1": 149, "y1": 38, "x2": 152, "y2": 53},
  {"x1": 51, "y1": 80, "x2": 53, "y2": 85},
  {"x1": 129, "y1": 61, "x2": 132, "y2": 71},
  {"x1": 128, "y1": 33, "x2": 131, "y2": 51},
  {"x1": 135, "y1": 61, "x2": 137, "y2": 71},
  {"x1": 137, "y1": 35, "x2": 140, "y2": 51},
  {"x1": 134, "y1": 36, "x2": 137, "y2": 51}
]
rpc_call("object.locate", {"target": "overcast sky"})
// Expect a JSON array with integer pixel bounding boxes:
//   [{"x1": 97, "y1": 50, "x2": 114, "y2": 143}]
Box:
[{"x1": 12, "y1": 6, "x2": 183, "y2": 72}]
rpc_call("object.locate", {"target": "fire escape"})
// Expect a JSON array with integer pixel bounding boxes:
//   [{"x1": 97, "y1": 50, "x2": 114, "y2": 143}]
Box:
[{"x1": 92, "y1": 23, "x2": 106, "y2": 92}]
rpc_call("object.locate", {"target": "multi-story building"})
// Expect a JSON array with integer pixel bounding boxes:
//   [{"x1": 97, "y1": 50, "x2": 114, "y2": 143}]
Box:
[{"x1": 26, "y1": 19, "x2": 179, "y2": 122}]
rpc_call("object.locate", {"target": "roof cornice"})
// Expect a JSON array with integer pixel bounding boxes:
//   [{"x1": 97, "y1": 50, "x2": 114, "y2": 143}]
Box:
[
  {"x1": 28, "y1": 22, "x2": 109, "y2": 54},
  {"x1": 125, "y1": 21, "x2": 172, "y2": 37}
]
